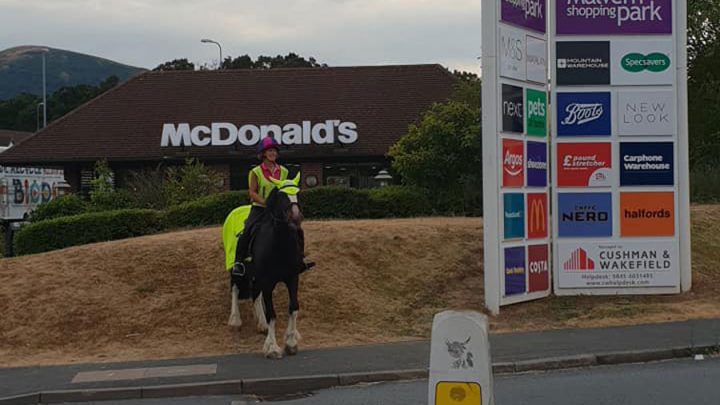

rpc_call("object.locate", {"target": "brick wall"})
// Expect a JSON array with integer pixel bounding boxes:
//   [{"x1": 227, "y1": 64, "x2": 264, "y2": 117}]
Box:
[{"x1": 300, "y1": 162, "x2": 323, "y2": 189}]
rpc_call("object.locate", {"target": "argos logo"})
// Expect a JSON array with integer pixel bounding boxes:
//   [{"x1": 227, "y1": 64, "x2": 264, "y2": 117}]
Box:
[{"x1": 503, "y1": 139, "x2": 525, "y2": 187}]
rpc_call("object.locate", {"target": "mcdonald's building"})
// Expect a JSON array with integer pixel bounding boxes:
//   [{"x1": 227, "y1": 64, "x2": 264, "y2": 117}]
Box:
[{"x1": 0, "y1": 65, "x2": 456, "y2": 192}]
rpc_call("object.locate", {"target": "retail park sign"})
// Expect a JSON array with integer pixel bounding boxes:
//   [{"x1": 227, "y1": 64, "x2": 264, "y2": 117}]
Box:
[{"x1": 160, "y1": 120, "x2": 359, "y2": 147}]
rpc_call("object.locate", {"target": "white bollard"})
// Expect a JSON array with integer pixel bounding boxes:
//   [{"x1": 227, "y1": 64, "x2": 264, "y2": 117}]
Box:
[{"x1": 428, "y1": 310, "x2": 494, "y2": 405}]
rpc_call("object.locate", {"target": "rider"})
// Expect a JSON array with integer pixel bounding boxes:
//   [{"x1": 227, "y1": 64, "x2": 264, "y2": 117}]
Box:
[{"x1": 233, "y1": 136, "x2": 314, "y2": 273}]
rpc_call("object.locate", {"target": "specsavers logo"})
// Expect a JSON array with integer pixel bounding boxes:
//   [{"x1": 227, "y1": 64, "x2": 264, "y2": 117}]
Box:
[{"x1": 621, "y1": 52, "x2": 670, "y2": 72}]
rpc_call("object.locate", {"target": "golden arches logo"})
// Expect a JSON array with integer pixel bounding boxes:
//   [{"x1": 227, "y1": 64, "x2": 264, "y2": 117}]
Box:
[{"x1": 529, "y1": 198, "x2": 546, "y2": 234}]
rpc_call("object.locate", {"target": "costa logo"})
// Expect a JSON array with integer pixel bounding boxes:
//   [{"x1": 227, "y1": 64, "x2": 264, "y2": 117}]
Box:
[
  {"x1": 503, "y1": 139, "x2": 525, "y2": 188},
  {"x1": 557, "y1": 143, "x2": 612, "y2": 187},
  {"x1": 528, "y1": 244, "x2": 550, "y2": 293},
  {"x1": 558, "y1": 193, "x2": 613, "y2": 237},
  {"x1": 527, "y1": 193, "x2": 548, "y2": 239},
  {"x1": 557, "y1": 92, "x2": 611, "y2": 137}
]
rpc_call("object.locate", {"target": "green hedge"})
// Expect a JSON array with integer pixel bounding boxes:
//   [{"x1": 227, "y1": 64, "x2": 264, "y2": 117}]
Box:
[
  {"x1": 14, "y1": 209, "x2": 164, "y2": 255},
  {"x1": 163, "y1": 191, "x2": 250, "y2": 229},
  {"x1": 367, "y1": 186, "x2": 432, "y2": 218},
  {"x1": 28, "y1": 195, "x2": 88, "y2": 222},
  {"x1": 300, "y1": 186, "x2": 432, "y2": 219}
]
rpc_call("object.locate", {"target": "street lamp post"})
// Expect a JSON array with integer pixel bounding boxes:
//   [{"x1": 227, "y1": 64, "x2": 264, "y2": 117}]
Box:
[
  {"x1": 36, "y1": 102, "x2": 44, "y2": 131},
  {"x1": 42, "y1": 51, "x2": 47, "y2": 128},
  {"x1": 201, "y1": 39, "x2": 223, "y2": 69}
]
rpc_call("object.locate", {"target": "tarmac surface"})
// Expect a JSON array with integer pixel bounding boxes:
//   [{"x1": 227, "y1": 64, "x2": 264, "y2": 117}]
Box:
[{"x1": 1, "y1": 318, "x2": 719, "y2": 403}]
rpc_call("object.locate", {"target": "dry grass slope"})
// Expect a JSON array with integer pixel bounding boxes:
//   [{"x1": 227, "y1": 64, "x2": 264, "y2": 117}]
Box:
[{"x1": 1, "y1": 206, "x2": 718, "y2": 367}]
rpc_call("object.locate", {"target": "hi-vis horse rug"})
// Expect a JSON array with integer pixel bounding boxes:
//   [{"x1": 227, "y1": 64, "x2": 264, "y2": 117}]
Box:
[{"x1": 222, "y1": 205, "x2": 252, "y2": 272}]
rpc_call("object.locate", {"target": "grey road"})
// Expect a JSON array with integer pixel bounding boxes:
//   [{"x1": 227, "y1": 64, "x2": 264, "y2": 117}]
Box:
[{"x1": 61, "y1": 357, "x2": 720, "y2": 405}]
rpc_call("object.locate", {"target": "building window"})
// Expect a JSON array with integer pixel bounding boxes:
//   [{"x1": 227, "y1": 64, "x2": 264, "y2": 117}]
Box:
[{"x1": 323, "y1": 163, "x2": 389, "y2": 189}]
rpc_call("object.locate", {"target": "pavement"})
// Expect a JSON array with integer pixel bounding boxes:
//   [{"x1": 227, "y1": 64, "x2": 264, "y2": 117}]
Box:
[{"x1": 1, "y1": 318, "x2": 719, "y2": 404}]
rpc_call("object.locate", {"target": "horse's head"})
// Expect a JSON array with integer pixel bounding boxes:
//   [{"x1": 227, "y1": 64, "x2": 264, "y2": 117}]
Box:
[{"x1": 267, "y1": 173, "x2": 303, "y2": 228}]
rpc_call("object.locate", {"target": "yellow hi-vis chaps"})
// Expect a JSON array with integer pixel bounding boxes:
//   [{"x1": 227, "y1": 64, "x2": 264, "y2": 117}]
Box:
[{"x1": 222, "y1": 205, "x2": 252, "y2": 272}]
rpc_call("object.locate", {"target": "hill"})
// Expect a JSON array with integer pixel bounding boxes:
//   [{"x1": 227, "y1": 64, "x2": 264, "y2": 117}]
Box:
[
  {"x1": 0, "y1": 46, "x2": 145, "y2": 100},
  {"x1": 0, "y1": 209, "x2": 719, "y2": 367}
]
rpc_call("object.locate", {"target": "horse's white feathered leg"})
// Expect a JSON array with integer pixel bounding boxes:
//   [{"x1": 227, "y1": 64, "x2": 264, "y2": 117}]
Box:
[
  {"x1": 228, "y1": 285, "x2": 242, "y2": 328},
  {"x1": 263, "y1": 320, "x2": 283, "y2": 359},
  {"x1": 284, "y1": 310, "x2": 300, "y2": 355},
  {"x1": 254, "y1": 293, "x2": 268, "y2": 333}
]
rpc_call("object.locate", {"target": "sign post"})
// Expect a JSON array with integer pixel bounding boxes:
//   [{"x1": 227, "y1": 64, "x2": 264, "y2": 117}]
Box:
[
  {"x1": 482, "y1": 0, "x2": 551, "y2": 315},
  {"x1": 428, "y1": 311, "x2": 494, "y2": 405},
  {"x1": 550, "y1": 0, "x2": 691, "y2": 296}
]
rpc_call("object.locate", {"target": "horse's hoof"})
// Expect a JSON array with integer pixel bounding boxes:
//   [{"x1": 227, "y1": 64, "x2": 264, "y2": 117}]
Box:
[
  {"x1": 265, "y1": 350, "x2": 283, "y2": 360},
  {"x1": 284, "y1": 345, "x2": 298, "y2": 356},
  {"x1": 257, "y1": 325, "x2": 268, "y2": 334},
  {"x1": 228, "y1": 317, "x2": 242, "y2": 329}
]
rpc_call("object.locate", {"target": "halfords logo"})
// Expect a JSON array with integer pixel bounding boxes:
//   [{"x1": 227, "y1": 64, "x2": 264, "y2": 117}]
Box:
[
  {"x1": 529, "y1": 199, "x2": 546, "y2": 234},
  {"x1": 622, "y1": 52, "x2": 670, "y2": 72},
  {"x1": 563, "y1": 0, "x2": 665, "y2": 27},
  {"x1": 160, "y1": 120, "x2": 358, "y2": 147},
  {"x1": 561, "y1": 103, "x2": 603, "y2": 125},
  {"x1": 563, "y1": 154, "x2": 606, "y2": 168},
  {"x1": 624, "y1": 208, "x2": 671, "y2": 219},
  {"x1": 506, "y1": 0, "x2": 544, "y2": 19},
  {"x1": 564, "y1": 248, "x2": 595, "y2": 271},
  {"x1": 504, "y1": 151, "x2": 523, "y2": 176}
]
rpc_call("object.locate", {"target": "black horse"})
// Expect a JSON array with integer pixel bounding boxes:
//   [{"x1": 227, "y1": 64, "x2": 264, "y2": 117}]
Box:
[{"x1": 228, "y1": 175, "x2": 305, "y2": 359}]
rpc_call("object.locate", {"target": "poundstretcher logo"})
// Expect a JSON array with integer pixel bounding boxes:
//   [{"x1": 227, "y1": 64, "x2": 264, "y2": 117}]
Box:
[{"x1": 160, "y1": 121, "x2": 358, "y2": 147}]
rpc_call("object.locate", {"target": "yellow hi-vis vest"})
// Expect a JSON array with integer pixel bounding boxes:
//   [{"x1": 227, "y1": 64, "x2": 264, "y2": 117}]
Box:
[{"x1": 250, "y1": 165, "x2": 289, "y2": 207}]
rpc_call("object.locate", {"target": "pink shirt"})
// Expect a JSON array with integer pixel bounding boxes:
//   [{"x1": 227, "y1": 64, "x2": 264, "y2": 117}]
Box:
[{"x1": 261, "y1": 162, "x2": 281, "y2": 181}]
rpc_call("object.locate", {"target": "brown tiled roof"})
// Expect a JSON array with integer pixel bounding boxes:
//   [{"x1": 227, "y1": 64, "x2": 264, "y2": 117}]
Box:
[
  {"x1": 0, "y1": 130, "x2": 33, "y2": 148},
  {"x1": 0, "y1": 65, "x2": 457, "y2": 165}
]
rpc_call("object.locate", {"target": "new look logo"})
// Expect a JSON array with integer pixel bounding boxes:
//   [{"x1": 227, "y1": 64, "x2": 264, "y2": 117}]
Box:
[
  {"x1": 618, "y1": 91, "x2": 674, "y2": 136},
  {"x1": 557, "y1": 92, "x2": 611, "y2": 137}
]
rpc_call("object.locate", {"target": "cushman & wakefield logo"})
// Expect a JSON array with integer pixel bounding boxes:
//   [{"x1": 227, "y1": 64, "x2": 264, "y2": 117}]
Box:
[
  {"x1": 160, "y1": 120, "x2": 359, "y2": 147},
  {"x1": 563, "y1": 248, "x2": 595, "y2": 271},
  {"x1": 621, "y1": 52, "x2": 670, "y2": 72}
]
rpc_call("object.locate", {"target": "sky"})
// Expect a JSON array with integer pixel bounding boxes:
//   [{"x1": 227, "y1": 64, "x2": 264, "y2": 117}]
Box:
[{"x1": 0, "y1": 0, "x2": 482, "y2": 74}]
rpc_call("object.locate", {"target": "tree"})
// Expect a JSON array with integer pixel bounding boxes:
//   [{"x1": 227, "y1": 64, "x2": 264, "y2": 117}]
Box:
[
  {"x1": 451, "y1": 70, "x2": 481, "y2": 110},
  {"x1": 153, "y1": 58, "x2": 195, "y2": 71},
  {"x1": 220, "y1": 53, "x2": 327, "y2": 70},
  {"x1": 388, "y1": 101, "x2": 481, "y2": 213},
  {"x1": 688, "y1": 0, "x2": 720, "y2": 169}
]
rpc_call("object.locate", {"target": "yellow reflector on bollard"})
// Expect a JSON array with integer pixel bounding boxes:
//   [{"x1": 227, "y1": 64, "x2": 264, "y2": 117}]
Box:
[{"x1": 435, "y1": 381, "x2": 482, "y2": 404}]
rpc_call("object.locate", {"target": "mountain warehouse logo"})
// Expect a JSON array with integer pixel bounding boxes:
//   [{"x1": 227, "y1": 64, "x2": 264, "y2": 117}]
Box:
[
  {"x1": 161, "y1": 120, "x2": 358, "y2": 147},
  {"x1": 561, "y1": 103, "x2": 603, "y2": 125},
  {"x1": 622, "y1": 52, "x2": 670, "y2": 72}
]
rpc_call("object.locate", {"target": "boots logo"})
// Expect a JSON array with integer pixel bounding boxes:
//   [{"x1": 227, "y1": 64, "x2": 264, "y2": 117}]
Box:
[
  {"x1": 561, "y1": 103, "x2": 603, "y2": 125},
  {"x1": 621, "y1": 53, "x2": 670, "y2": 73}
]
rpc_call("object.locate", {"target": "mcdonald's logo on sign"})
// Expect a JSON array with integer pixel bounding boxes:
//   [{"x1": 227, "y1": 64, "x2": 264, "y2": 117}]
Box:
[{"x1": 527, "y1": 193, "x2": 548, "y2": 239}]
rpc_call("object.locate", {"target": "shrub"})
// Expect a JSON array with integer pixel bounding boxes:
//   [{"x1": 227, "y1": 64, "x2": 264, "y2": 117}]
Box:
[
  {"x1": 123, "y1": 165, "x2": 170, "y2": 209},
  {"x1": 163, "y1": 191, "x2": 250, "y2": 229},
  {"x1": 691, "y1": 166, "x2": 720, "y2": 203},
  {"x1": 28, "y1": 194, "x2": 88, "y2": 222},
  {"x1": 300, "y1": 187, "x2": 371, "y2": 219},
  {"x1": 165, "y1": 158, "x2": 225, "y2": 206},
  {"x1": 367, "y1": 186, "x2": 432, "y2": 218},
  {"x1": 14, "y1": 209, "x2": 164, "y2": 255}
]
